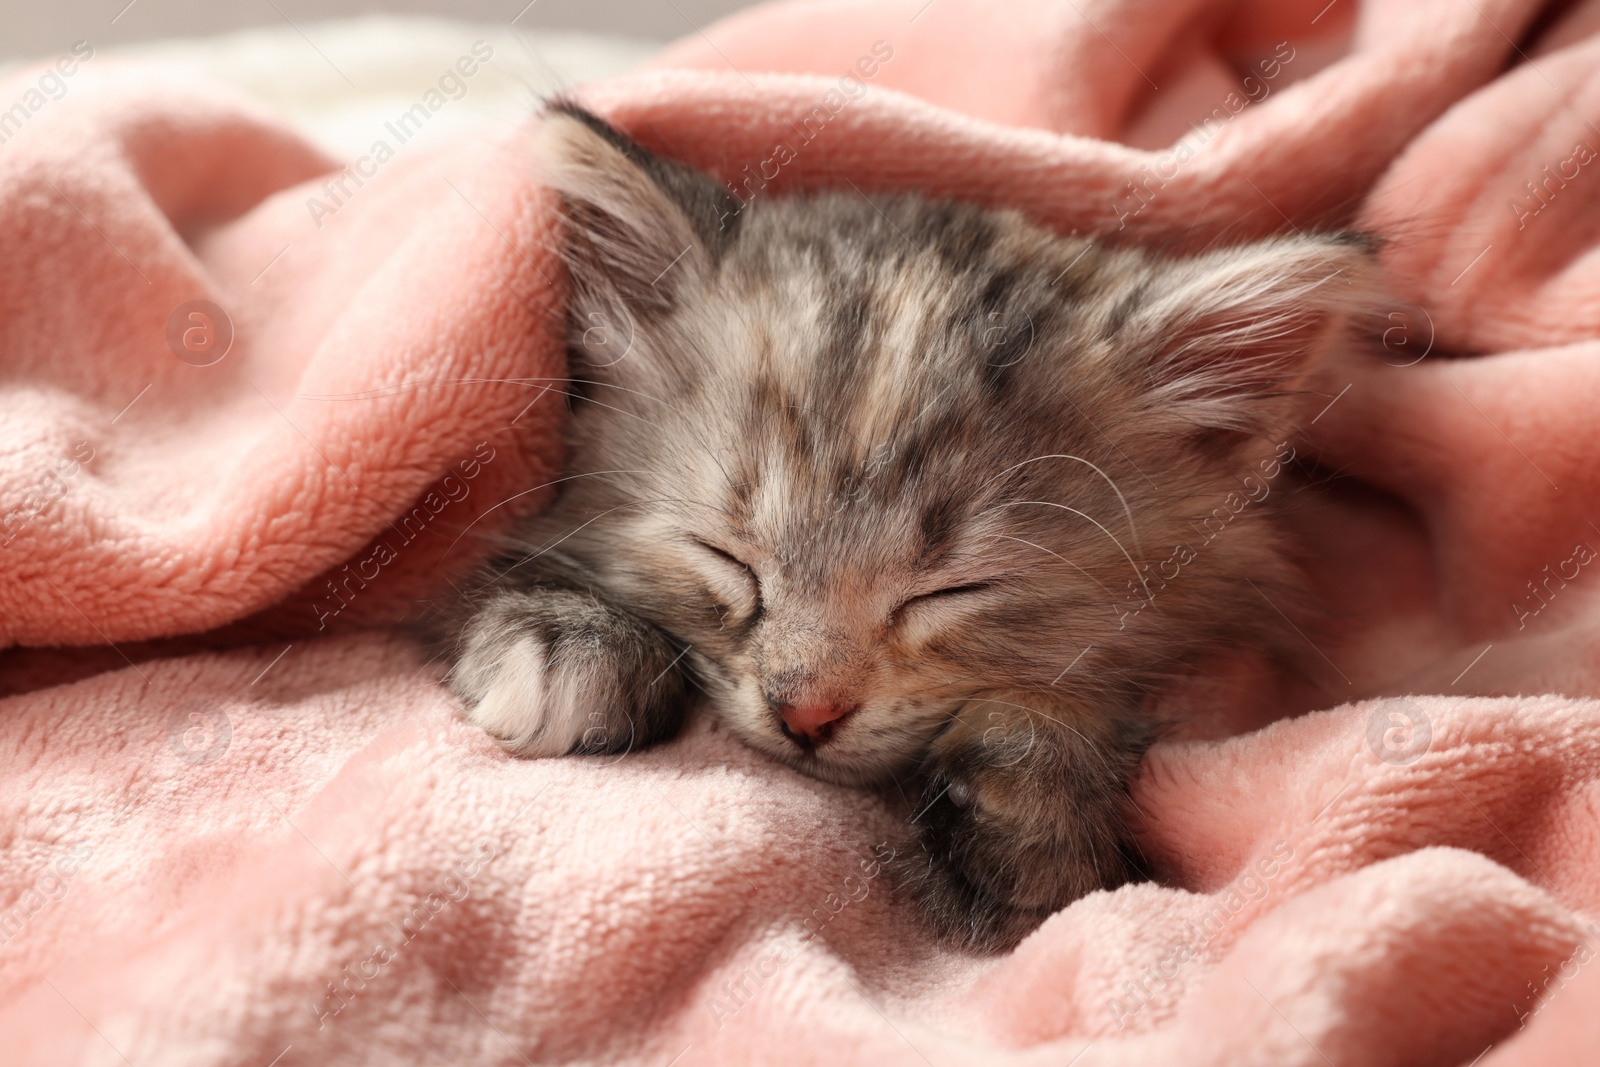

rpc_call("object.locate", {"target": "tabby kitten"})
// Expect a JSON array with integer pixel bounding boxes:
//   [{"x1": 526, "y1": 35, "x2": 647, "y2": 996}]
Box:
[{"x1": 438, "y1": 104, "x2": 1372, "y2": 951}]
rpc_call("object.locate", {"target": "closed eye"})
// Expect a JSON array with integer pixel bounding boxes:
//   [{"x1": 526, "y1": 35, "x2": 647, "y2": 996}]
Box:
[
  {"x1": 691, "y1": 539, "x2": 762, "y2": 626},
  {"x1": 694, "y1": 540, "x2": 756, "y2": 578},
  {"x1": 893, "y1": 581, "x2": 995, "y2": 621}
]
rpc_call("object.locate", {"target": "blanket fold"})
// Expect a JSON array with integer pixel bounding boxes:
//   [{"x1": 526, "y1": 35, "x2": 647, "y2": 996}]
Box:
[
  {"x1": 6, "y1": 1, "x2": 1600, "y2": 1064},
  {"x1": 0, "y1": 67, "x2": 563, "y2": 650}
]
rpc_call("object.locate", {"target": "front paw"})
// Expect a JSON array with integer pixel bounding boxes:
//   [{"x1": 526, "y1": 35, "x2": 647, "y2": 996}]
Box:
[
  {"x1": 894, "y1": 802, "x2": 1055, "y2": 952},
  {"x1": 448, "y1": 590, "x2": 688, "y2": 758},
  {"x1": 894, "y1": 768, "x2": 1136, "y2": 953}
]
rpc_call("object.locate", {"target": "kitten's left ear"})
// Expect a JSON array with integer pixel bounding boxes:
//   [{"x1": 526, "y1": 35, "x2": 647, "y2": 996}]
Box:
[
  {"x1": 1116, "y1": 234, "x2": 1376, "y2": 434},
  {"x1": 535, "y1": 103, "x2": 738, "y2": 313}
]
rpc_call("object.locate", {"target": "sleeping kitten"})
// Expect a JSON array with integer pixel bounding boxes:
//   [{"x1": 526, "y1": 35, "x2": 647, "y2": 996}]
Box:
[{"x1": 435, "y1": 103, "x2": 1372, "y2": 951}]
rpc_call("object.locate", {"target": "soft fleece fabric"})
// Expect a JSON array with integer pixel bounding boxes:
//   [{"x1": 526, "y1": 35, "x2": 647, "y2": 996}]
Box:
[{"x1": 5, "y1": 1, "x2": 1600, "y2": 1064}]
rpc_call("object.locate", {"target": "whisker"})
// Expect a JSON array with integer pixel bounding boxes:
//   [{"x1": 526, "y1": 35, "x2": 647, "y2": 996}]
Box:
[
  {"x1": 485, "y1": 502, "x2": 651, "y2": 582},
  {"x1": 986, "y1": 533, "x2": 1121, "y2": 606},
  {"x1": 489, "y1": 495, "x2": 742, "y2": 581},
  {"x1": 980, "y1": 500, "x2": 1150, "y2": 599},
  {"x1": 980, "y1": 454, "x2": 1144, "y2": 559},
  {"x1": 441, "y1": 469, "x2": 655, "y2": 561}
]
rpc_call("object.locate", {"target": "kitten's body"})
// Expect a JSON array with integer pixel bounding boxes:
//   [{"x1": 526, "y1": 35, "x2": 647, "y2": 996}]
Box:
[{"x1": 436, "y1": 106, "x2": 1372, "y2": 950}]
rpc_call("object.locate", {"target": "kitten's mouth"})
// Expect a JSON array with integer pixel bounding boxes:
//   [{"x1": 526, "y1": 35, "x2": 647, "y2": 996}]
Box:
[
  {"x1": 767, "y1": 740, "x2": 870, "y2": 785},
  {"x1": 763, "y1": 708, "x2": 905, "y2": 788}
]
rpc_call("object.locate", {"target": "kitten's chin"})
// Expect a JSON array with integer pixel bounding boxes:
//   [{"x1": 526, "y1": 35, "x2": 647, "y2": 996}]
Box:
[
  {"x1": 748, "y1": 733, "x2": 911, "y2": 788},
  {"x1": 707, "y1": 690, "x2": 918, "y2": 786}
]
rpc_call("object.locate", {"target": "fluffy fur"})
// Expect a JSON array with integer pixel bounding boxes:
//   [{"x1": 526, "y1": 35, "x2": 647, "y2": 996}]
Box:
[{"x1": 431, "y1": 104, "x2": 1374, "y2": 951}]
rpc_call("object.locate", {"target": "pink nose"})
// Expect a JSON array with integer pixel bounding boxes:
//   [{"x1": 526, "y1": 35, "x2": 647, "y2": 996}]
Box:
[{"x1": 776, "y1": 702, "x2": 855, "y2": 747}]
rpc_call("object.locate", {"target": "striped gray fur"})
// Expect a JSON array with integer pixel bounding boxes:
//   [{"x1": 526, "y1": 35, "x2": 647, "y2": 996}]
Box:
[{"x1": 430, "y1": 104, "x2": 1376, "y2": 951}]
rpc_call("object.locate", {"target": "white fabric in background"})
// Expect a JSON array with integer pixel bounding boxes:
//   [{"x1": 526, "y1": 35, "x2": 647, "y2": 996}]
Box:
[{"x1": 3, "y1": 16, "x2": 658, "y2": 159}]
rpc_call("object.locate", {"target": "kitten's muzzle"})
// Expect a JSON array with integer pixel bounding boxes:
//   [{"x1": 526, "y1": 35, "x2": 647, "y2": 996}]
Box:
[{"x1": 769, "y1": 698, "x2": 858, "y2": 749}]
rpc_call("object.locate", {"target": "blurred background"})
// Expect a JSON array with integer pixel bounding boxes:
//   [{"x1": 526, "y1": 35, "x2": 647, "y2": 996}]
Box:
[
  {"x1": 1, "y1": 1, "x2": 756, "y2": 60},
  {"x1": 0, "y1": 1, "x2": 767, "y2": 160}
]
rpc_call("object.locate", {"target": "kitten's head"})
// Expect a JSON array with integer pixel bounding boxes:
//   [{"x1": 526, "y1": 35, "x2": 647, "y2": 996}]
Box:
[{"x1": 530, "y1": 105, "x2": 1372, "y2": 786}]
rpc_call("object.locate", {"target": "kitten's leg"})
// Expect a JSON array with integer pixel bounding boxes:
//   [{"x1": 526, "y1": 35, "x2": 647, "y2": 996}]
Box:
[
  {"x1": 896, "y1": 697, "x2": 1148, "y2": 952},
  {"x1": 447, "y1": 587, "x2": 690, "y2": 757}
]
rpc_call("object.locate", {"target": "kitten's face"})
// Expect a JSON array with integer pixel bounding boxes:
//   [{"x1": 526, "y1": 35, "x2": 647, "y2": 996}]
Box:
[
  {"x1": 528, "y1": 108, "x2": 1367, "y2": 787},
  {"x1": 559, "y1": 242, "x2": 1160, "y2": 788}
]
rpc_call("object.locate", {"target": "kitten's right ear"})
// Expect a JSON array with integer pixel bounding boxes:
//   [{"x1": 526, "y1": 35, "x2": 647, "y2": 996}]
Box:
[{"x1": 535, "y1": 103, "x2": 737, "y2": 314}]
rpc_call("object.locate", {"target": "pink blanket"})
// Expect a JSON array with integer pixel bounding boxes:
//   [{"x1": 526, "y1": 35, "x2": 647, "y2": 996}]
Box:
[{"x1": 5, "y1": 1, "x2": 1600, "y2": 1062}]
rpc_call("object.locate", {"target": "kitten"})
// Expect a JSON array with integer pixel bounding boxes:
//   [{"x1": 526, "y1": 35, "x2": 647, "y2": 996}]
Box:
[{"x1": 434, "y1": 103, "x2": 1373, "y2": 951}]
